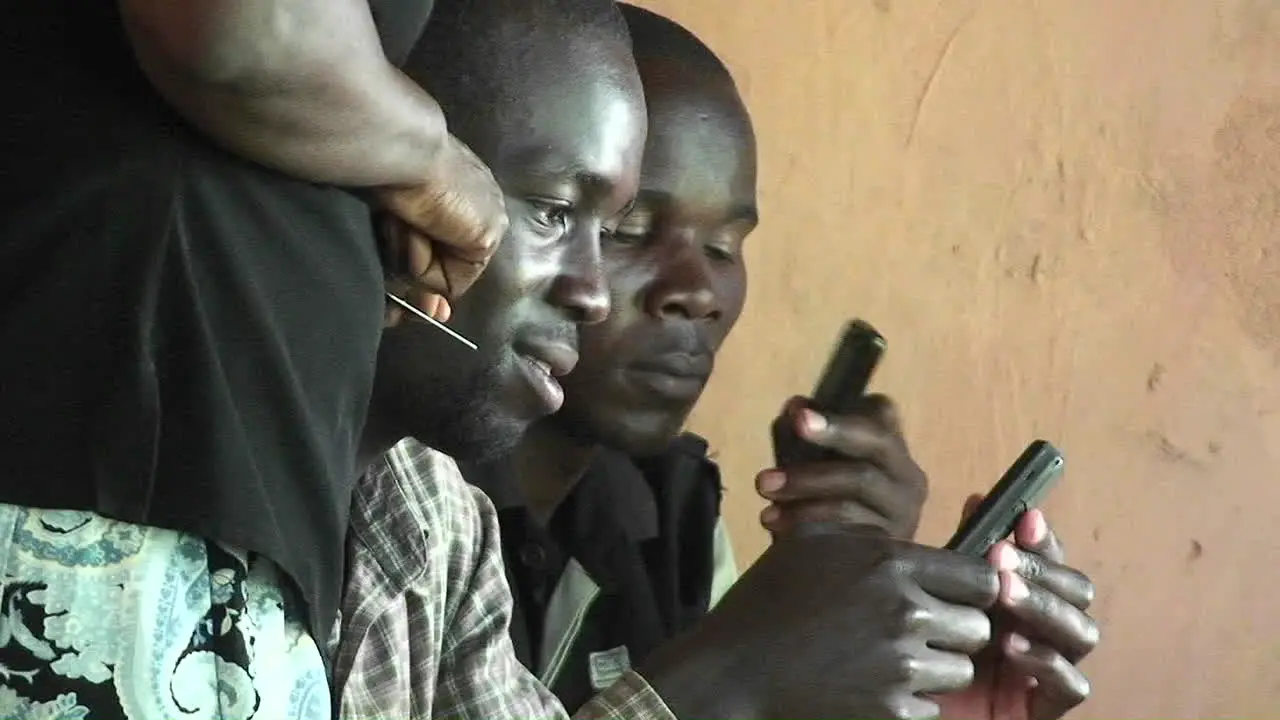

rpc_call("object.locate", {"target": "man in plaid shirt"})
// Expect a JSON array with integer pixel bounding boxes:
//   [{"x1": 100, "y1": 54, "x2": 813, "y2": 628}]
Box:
[{"x1": 331, "y1": 0, "x2": 669, "y2": 716}]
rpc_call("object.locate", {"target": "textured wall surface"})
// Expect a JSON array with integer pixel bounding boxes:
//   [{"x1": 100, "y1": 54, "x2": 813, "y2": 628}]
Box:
[{"x1": 633, "y1": 0, "x2": 1280, "y2": 716}]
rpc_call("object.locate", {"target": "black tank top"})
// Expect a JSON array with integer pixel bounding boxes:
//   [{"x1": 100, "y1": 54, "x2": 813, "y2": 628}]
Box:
[{"x1": 0, "y1": 0, "x2": 435, "y2": 649}]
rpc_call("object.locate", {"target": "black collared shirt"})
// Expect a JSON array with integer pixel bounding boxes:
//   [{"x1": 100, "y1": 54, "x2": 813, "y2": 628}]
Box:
[{"x1": 463, "y1": 433, "x2": 733, "y2": 711}]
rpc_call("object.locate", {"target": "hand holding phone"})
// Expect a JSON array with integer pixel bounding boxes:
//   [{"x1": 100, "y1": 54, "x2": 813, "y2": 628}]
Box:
[
  {"x1": 772, "y1": 320, "x2": 886, "y2": 466},
  {"x1": 764, "y1": 320, "x2": 929, "y2": 539},
  {"x1": 945, "y1": 440, "x2": 1065, "y2": 556}
]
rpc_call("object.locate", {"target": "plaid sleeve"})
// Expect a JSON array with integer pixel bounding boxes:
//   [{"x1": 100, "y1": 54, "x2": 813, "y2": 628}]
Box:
[{"x1": 574, "y1": 672, "x2": 676, "y2": 720}]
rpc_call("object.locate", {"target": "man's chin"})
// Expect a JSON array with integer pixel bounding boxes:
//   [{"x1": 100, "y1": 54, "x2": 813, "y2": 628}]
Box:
[
  {"x1": 413, "y1": 414, "x2": 529, "y2": 464},
  {"x1": 556, "y1": 405, "x2": 687, "y2": 458}
]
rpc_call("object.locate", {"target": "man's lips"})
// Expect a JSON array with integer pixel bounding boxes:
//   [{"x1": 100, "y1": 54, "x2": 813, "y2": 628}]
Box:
[
  {"x1": 628, "y1": 352, "x2": 713, "y2": 381},
  {"x1": 515, "y1": 341, "x2": 579, "y2": 377}
]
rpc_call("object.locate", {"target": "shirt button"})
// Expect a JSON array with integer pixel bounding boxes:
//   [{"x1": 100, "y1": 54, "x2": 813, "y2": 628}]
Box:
[{"x1": 520, "y1": 542, "x2": 547, "y2": 570}]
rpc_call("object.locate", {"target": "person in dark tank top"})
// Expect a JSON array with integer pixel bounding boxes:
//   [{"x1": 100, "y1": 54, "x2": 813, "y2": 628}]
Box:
[{"x1": 0, "y1": 0, "x2": 506, "y2": 717}]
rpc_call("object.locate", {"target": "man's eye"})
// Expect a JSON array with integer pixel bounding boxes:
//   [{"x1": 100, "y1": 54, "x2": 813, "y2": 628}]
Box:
[
  {"x1": 707, "y1": 245, "x2": 736, "y2": 262},
  {"x1": 609, "y1": 225, "x2": 650, "y2": 244},
  {"x1": 531, "y1": 202, "x2": 570, "y2": 230}
]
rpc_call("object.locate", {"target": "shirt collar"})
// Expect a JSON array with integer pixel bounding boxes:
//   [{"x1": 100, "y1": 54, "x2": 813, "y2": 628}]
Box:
[{"x1": 463, "y1": 448, "x2": 660, "y2": 543}]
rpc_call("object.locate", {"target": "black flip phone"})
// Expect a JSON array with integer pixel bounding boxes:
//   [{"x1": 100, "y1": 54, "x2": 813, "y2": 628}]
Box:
[
  {"x1": 945, "y1": 440, "x2": 1065, "y2": 556},
  {"x1": 774, "y1": 320, "x2": 886, "y2": 466}
]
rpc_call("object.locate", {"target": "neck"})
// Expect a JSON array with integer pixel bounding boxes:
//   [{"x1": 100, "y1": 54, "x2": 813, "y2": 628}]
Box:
[
  {"x1": 357, "y1": 404, "x2": 404, "y2": 478},
  {"x1": 514, "y1": 420, "x2": 598, "y2": 524}
]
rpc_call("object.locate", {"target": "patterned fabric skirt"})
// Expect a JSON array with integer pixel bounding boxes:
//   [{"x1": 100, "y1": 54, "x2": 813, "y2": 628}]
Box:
[{"x1": 0, "y1": 503, "x2": 330, "y2": 719}]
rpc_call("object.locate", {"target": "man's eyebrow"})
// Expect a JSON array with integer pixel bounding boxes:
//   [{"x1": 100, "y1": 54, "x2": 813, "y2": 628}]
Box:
[
  {"x1": 576, "y1": 171, "x2": 619, "y2": 198},
  {"x1": 730, "y1": 203, "x2": 759, "y2": 226},
  {"x1": 507, "y1": 151, "x2": 620, "y2": 197},
  {"x1": 505, "y1": 148, "x2": 578, "y2": 179},
  {"x1": 631, "y1": 189, "x2": 759, "y2": 226}
]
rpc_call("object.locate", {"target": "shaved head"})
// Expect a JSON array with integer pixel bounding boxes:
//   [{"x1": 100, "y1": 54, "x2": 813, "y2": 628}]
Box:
[
  {"x1": 620, "y1": 3, "x2": 735, "y2": 86},
  {"x1": 407, "y1": 0, "x2": 635, "y2": 156}
]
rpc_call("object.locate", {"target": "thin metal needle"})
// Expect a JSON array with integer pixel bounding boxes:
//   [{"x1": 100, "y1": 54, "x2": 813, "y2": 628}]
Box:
[{"x1": 384, "y1": 292, "x2": 478, "y2": 350}]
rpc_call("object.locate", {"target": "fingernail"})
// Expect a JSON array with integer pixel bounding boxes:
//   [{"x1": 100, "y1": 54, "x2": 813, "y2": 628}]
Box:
[
  {"x1": 1003, "y1": 571, "x2": 1030, "y2": 603},
  {"x1": 992, "y1": 542, "x2": 1020, "y2": 572},
  {"x1": 1007, "y1": 632, "x2": 1031, "y2": 654},
  {"x1": 1027, "y1": 510, "x2": 1048, "y2": 545},
  {"x1": 760, "y1": 505, "x2": 781, "y2": 525},
  {"x1": 435, "y1": 298, "x2": 453, "y2": 322},
  {"x1": 756, "y1": 470, "x2": 786, "y2": 494},
  {"x1": 800, "y1": 409, "x2": 827, "y2": 436}
]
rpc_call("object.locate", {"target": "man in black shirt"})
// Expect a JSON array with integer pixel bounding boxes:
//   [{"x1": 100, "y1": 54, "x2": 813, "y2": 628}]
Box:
[
  {"x1": 0, "y1": 0, "x2": 503, "y2": 716},
  {"x1": 466, "y1": 6, "x2": 1099, "y2": 719}
]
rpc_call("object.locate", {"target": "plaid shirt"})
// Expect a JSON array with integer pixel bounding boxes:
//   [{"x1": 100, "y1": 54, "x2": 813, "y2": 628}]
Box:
[{"x1": 332, "y1": 438, "x2": 677, "y2": 720}]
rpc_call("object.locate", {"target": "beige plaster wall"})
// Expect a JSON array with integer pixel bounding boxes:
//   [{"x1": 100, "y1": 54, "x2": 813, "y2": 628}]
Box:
[{"x1": 633, "y1": 0, "x2": 1280, "y2": 716}]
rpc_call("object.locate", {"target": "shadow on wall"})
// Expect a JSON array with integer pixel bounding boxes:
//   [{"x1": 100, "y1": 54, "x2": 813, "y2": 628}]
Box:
[{"x1": 634, "y1": 0, "x2": 1280, "y2": 717}]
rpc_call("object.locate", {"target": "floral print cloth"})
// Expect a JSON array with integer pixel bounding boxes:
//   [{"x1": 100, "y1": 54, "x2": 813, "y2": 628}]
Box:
[{"x1": 0, "y1": 504, "x2": 329, "y2": 719}]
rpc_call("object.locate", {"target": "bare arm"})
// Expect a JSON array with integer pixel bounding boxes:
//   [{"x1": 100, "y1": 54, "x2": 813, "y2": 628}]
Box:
[{"x1": 118, "y1": 0, "x2": 445, "y2": 187}]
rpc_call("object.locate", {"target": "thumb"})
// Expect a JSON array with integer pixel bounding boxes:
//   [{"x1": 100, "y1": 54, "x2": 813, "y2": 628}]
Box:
[{"x1": 958, "y1": 493, "x2": 984, "y2": 526}]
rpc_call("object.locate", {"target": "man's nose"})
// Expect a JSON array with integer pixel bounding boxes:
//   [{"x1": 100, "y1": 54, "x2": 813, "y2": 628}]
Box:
[
  {"x1": 548, "y1": 228, "x2": 611, "y2": 324},
  {"x1": 644, "y1": 245, "x2": 721, "y2": 321}
]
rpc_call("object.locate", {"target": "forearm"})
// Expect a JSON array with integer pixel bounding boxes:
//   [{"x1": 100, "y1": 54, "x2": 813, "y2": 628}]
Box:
[
  {"x1": 119, "y1": 0, "x2": 446, "y2": 187},
  {"x1": 637, "y1": 632, "x2": 756, "y2": 719}
]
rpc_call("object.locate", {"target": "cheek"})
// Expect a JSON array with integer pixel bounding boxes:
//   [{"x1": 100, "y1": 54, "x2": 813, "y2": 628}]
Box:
[
  {"x1": 718, "y1": 270, "x2": 749, "y2": 327},
  {"x1": 575, "y1": 320, "x2": 625, "y2": 376},
  {"x1": 451, "y1": 234, "x2": 552, "y2": 332}
]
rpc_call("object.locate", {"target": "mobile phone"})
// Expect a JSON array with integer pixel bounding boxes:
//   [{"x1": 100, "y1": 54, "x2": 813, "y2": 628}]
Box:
[
  {"x1": 774, "y1": 320, "x2": 886, "y2": 466},
  {"x1": 945, "y1": 440, "x2": 1065, "y2": 556},
  {"x1": 810, "y1": 319, "x2": 887, "y2": 414}
]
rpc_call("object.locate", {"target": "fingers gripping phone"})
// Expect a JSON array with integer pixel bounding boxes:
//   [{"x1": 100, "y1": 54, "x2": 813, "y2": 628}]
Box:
[
  {"x1": 945, "y1": 440, "x2": 1065, "y2": 556},
  {"x1": 773, "y1": 320, "x2": 887, "y2": 466}
]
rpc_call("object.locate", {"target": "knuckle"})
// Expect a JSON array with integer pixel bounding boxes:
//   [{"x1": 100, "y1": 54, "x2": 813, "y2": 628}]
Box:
[
  {"x1": 836, "y1": 506, "x2": 890, "y2": 532},
  {"x1": 900, "y1": 603, "x2": 933, "y2": 633},
  {"x1": 884, "y1": 692, "x2": 925, "y2": 720},
  {"x1": 1024, "y1": 582, "x2": 1056, "y2": 618},
  {"x1": 881, "y1": 555, "x2": 917, "y2": 582},
  {"x1": 889, "y1": 650, "x2": 925, "y2": 686},
  {"x1": 981, "y1": 564, "x2": 1002, "y2": 600},
  {"x1": 1019, "y1": 553, "x2": 1048, "y2": 582}
]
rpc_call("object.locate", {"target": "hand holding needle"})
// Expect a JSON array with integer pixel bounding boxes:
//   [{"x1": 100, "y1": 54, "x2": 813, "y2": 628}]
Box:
[{"x1": 385, "y1": 292, "x2": 477, "y2": 350}]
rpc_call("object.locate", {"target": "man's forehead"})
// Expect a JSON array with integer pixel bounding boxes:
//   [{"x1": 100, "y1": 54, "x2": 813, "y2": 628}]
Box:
[
  {"x1": 647, "y1": 101, "x2": 752, "y2": 169},
  {"x1": 495, "y1": 83, "x2": 644, "y2": 186}
]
